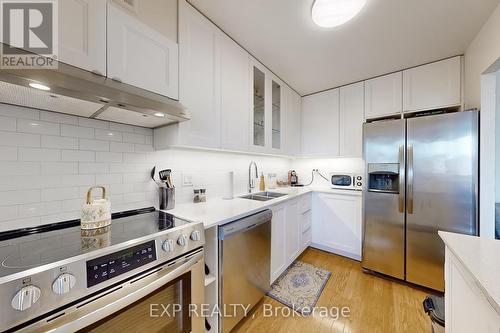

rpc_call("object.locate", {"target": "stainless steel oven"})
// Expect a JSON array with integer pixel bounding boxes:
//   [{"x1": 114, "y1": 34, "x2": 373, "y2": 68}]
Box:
[{"x1": 0, "y1": 209, "x2": 206, "y2": 333}]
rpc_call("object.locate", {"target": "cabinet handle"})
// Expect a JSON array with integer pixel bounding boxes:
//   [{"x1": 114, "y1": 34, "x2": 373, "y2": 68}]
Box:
[{"x1": 407, "y1": 145, "x2": 414, "y2": 214}]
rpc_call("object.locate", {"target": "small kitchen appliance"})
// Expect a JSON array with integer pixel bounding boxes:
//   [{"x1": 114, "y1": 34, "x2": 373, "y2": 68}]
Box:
[{"x1": 330, "y1": 173, "x2": 363, "y2": 190}]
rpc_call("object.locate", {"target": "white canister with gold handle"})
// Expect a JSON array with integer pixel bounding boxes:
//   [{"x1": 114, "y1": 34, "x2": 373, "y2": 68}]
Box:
[{"x1": 81, "y1": 186, "x2": 111, "y2": 230}]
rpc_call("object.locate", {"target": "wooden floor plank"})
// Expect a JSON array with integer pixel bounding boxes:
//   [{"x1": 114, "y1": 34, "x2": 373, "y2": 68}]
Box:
[{"x1": 233, "y1": 247, "x2": 431, "y2": 333}]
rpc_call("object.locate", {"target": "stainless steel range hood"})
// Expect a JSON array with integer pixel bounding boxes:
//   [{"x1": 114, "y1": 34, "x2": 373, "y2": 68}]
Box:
[{"x1": 0, "y1": 53, "x2": 190, "y2": 128}]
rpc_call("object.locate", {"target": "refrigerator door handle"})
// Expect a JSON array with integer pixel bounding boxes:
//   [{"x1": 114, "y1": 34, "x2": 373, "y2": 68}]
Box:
[
  {"x1": 398, "y1": 145, "x2": 405, "y2": 213},
  {"x1": 407, "y1": 144, "x2": 414, "y2": 214}
]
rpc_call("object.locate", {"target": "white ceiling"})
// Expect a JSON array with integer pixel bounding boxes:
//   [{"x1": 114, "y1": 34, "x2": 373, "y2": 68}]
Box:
[{"x1": 188, "y1": 0, "x2": 500, "y2": 96}]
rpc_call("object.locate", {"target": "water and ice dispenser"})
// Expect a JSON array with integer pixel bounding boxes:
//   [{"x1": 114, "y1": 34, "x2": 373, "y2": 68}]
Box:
[{"x1": 367, "y1": 163, "x2": 400, "y2": 193}]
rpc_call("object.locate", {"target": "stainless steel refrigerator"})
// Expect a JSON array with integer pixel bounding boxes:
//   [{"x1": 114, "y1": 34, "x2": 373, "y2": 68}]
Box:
[{"x1": 362, "y1": 110, "x2": 478, "y2": 291}]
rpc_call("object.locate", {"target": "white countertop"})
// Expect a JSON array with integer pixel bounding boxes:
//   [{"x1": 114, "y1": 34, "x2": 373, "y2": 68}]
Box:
[
  {"x1": 439, "y1": 231, "x2": 500, "y2": 315},
  {"x1": 168, "y1": 186, "x2": 361, "y2": 229}
]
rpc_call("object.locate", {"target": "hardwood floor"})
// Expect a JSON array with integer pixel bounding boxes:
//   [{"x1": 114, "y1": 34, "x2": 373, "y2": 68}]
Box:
[{"x1": 234, "y1": 247, "x2": 432, "y2": 333}]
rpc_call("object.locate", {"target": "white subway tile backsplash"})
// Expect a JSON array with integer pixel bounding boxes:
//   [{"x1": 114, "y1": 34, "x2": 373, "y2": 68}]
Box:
[
  {"x1": 41, "y1": 187, "x2": 80, "y2": 201},
  {"x1": 79, "y1": 139, "x2": 110, "y2": 152},
  {"x1": 0, "y1": 147, "x2": 17, "y2": 160},
  {"x1": 95, "y1": 129, "x2": 123, "y2": 142},
  {"x1": 0, "y1": 190, "x2": 40, "y2": 206},
  {"x1": 108, "y1": 183, "x2": 134, "y2": 195},
  {"x1": 61, "y1": 174, "x2": 95, "y2": 187},
  {"x1": 96, "y1": 152, "x2": 122, "y2": 163},
  {"x1": 123, "y1": 153, "x2": 146, "y2": 163},
  {"x1": 79, "y1": 162, "x2": 108, "y2": 174},
  {"x1": 0, "y1": 132, "x2": 40, "y2": 147},
  {"x1": 41, "y1": 135, "x2": 78, "y2": 149},
  {"x1": 134, "y1": 144, "x2": 154, "y2": 153},
  {"x1": 145, "y1": 136, "x2": 153, "y2": 145},
  {"x1": 19, "y1": 201, "x2": 62, "y2": 218},
  {"x1": 123, "y1": 173, "x2": 149, "y2": 183},
  {"x1": 62, "y1": 150, "x2": 95, "y2": 162},
  {"x1": 19, "y1": 148, "x2": 61, "y2": 161},
  {"x1": 134, "y1": 127, "x2": 153, "y2": 135},
  {"x1": 109, "y1": 163, "x2": 136, "y2": 173},
  {"x1": 0, "y1": 217, "x2": 41, "y2": 232},
  {"x1": 78, "y1": 118, "x2": 109, "y2": 129},
  {"x1": 0, "y1": 161, "x2": 40, "y2": 176},
  {"x1": 124, "y1": 192, "x2": 146, "y2": 203},
  {"x1": 40, "y1": 212, "x2": 78, "y2": 224},
  {"x1": 123, "y1": 132, "x2": 145, "y2": 144},
  {"x1": 0, "y1": 104, "x2": 39, "y2": 120},
  {"x1": 41, "y1": 162, "x2": 78, "y2": 175},
  {"x1": 0, "y1": 206, "x2": 19, "y2": 221},
  {"x1": 110, "y1": 142, "x2": 134, "y2": 153},
  {"x1": 0, "y1": 116, "x2": 16, "y2": 131},
  {"x1": 96, "y1": 173, "x2": 123, "y2": 184},
  {"x1": 109, "y1": 122, "x2": 134, "y2": 133},
  {"x1": 40, "y1": 111, "x2": 78, "y2": 125},
  {"x1": 62, "y1": 199, "x2": 83, "y2": 212},
  {"x1": 61, "y1": 125, "x2": 94, "y2": 139},
  {"x1": 17, "y1": 119, "x2": 60, "y2": 135}
]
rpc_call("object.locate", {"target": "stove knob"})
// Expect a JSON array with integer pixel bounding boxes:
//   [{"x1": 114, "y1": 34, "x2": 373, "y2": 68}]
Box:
[
  {"x1": 11, "y1": 285, "x2": 41, "y2": 311},
  {"x1": 190, "y1": 230, "x2": 201, "y2": 242},
  {"x1": 162, "y1": 239, "x2": 175, "y2": 252},
  {"x1": 177, "y1": 234, "x2": 188, "y2": 246},
  {"x1": 52, "y1": 273, "x2": 76, "y2": 295}
]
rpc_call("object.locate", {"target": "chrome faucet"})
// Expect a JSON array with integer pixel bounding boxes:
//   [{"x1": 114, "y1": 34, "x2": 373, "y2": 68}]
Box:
[{"x1": 248, "y1": 161, "x2": 258, "y2": 193}]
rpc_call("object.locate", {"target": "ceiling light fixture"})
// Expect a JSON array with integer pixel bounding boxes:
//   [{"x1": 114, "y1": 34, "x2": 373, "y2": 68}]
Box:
[
  {"x1": 311, "y1": 0, "x2": 367, "y2": 28},
  {"x1": 154, "y1": 112, "x2": 165, "y2": 117},
  {"x1": 28, "y1": 82, "x2": 51, "y2": 91}
]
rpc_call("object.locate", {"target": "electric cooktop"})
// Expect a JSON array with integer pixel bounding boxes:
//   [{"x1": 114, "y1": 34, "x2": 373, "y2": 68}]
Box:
[{"x1": 0, "y1": 208, "x2": 191, "y2": 278}]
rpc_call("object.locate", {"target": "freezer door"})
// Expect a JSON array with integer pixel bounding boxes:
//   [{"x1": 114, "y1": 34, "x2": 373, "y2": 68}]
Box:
[
  {"x1": 406, "y1": 111, "x2": 478, "y2": 291},
  {"x1": 362, "y1": 119, "x2": 406, "y2": 279}
]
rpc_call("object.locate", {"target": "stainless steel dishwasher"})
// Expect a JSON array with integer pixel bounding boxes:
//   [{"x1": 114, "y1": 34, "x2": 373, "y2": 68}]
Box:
[{"x1": 218, "y1": 209, "x2": 272, "y2": 333}]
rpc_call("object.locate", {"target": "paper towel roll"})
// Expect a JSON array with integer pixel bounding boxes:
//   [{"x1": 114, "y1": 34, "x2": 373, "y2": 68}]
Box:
[{"x1": 223, "y1": 171, "x2": 234, "y2": 200}]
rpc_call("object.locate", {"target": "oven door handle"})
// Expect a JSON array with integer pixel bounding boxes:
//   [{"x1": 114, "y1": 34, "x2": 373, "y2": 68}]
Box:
[{"x1": 38, "y1": 250, "x2": 204, "y2": 333}]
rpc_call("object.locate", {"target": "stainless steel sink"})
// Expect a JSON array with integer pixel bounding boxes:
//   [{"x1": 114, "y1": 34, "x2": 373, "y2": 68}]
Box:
[{"x1": 239, "y1": 192, "x2": 287, "y2": 201}]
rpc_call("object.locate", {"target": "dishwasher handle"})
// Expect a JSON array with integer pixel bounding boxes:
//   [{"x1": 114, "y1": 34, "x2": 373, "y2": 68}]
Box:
[{"x1": 219, "y1": 209, "x2": 272, "y2": 240}]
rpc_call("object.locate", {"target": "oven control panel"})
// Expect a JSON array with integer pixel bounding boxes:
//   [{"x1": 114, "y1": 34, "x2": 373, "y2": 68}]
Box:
[{"x1": 86, "y1": 241, "x2": 157, "y2": 288}]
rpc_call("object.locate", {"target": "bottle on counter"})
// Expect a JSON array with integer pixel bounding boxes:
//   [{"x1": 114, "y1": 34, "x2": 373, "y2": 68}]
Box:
[
  {"x1": 199, "y1": 189, "x2": 207, "y2": 202},
  {"x1": 259, "y1": 172, "x2": 265, "y2": 191},
  {"x1": 193, "y1": 189, "x2": 200, "y2": 203}
]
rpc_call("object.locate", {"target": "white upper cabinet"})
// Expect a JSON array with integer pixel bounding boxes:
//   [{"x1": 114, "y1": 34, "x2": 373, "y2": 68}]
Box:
[
  {"x1": 58, "y1": 0, "x2": 106, "y2": 75},
  {"x1": 339, "y1": 82, "x2": 364, "y2": 157},
  {"x1": 283, "y1": 86, "x2": 301, "y2": 155},
  {"x1": 301, "y1": 89, "x2": 340, "y2": 157},
  {"x1": 403, "y1": 56, "x2": 462, "y2": 112},
  {"x1": 175, "y1": 0, "x2": 221, "y2": 148},
  {"x1": 107, "y1": 2, "x2": 179, "y2": 99},
  {"x1": 220, "y1": 34, "x2": 249, "y2": 151},
  {"x1": 364, "y1": 72, "x2": 402, "y2": 119}
]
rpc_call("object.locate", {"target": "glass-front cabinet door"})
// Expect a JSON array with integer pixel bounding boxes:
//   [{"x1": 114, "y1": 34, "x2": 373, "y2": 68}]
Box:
[
  {"x1": 252, "y1": 66, "x2": 266, "y2": 148},
  {"x1": 271, "y1": 80, "x2": 281, "y2": 150},
  {"x1": 250, "y1": 59, "x2": 283, "y2": 153}
]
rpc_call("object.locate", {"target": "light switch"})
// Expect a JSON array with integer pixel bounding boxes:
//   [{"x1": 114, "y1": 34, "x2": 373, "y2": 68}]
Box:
[{"x1": 182, "y1": 173, "x2": 193, "y2": 187}]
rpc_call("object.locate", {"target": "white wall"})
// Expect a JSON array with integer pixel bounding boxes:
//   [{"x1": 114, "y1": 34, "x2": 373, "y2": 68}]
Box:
[
  {"x1": 293, "y1": 157, "x2": 364, "y2": 186},
  {"x1": 465, "y1": 3, "x2": 500, "y2": 109}
]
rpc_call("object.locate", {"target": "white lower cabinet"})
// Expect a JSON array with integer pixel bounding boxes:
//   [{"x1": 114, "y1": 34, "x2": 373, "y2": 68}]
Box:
[
  {"x1": 311, "y1": 192, "x2": 362, "y2": 260},
  {"x1": 271, "y1": 204, "x2": 287, "y2": 282},
  {"x1": 271, "y1": 195, "x2": 311, "y2": 283},
  {"x1": 445, "y1": 248, "x2": 500, "y2": 333}
]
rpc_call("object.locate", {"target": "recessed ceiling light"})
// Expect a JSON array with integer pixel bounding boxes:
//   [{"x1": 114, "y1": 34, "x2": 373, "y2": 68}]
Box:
[
  {"x1": 154, "y1": 112, "x2": 165, "y2": 117},
  {"x1": 28, "y1": 82, "x2": 51, "y2": 91},
  {"x1": 311, "y1": 0, "x2": 367, "y2": 28}
]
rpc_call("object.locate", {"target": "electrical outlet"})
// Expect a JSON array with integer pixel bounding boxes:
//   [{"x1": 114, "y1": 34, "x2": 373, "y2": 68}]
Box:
[{"x1": 182, "y1": 173, "x2": 193, "y2": 187}]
